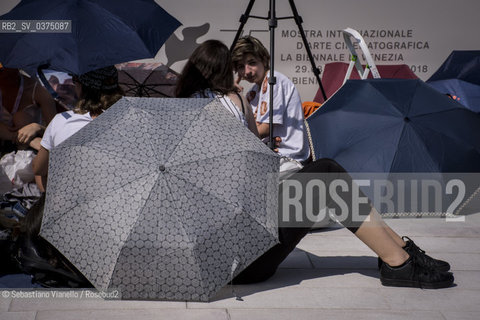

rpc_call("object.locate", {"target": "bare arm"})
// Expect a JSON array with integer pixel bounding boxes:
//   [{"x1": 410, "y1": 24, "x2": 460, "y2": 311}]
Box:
[
  {"x1": 240, "y1": 95, "x2": 259, "y2": 137},
  {"x1": 227, "y1": 92, "x2": 259, "y2": 137},
  {"x1": 256, "y1": 122, "x2": 281, "y2": 152},
  {"x1": 15, "y1": 122, "x2": 45, "y2": 145},
  {"x1": 29, "y1": 136, "x2": 42, "y2": 151},
  {"x1": 234, "y1": 74, "x2": 244, "y2": 93},
  {"x1": 32, "y1": 146, "x2": 49, "y2": 177},
  {"x1": 13, "y1": 83, "x2": 56, "y2": 146},
  {"x1": 256, "y1": 122, "x2": 270, "y2": 139},
  {"x1": 32, "y1": 146, "x2": 49, "y2": 192}
]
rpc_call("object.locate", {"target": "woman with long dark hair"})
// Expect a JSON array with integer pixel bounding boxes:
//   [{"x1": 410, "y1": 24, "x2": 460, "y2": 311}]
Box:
[{"x1": 176, "y1": 39, "x2": 258, "y2": 136}]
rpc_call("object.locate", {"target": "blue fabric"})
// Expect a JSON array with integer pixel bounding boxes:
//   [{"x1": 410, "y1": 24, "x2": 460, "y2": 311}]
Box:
[
  {"x1": 0, "y1": 0, "x2": 181, "y2": 75},
  {"x1": 427, "y1": 51, "x2": 480, "y2": 113},
  {"x1": 306, "y1": 78, "x2": 480, "y2": 173},
  {"x1": 0, "y1": 274, "x2": 41, "y2": 288}
]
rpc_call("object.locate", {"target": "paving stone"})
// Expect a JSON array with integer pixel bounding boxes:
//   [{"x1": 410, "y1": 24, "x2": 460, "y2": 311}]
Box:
[
  {"x1": 382, "y1": 216, "x2": 480, "y2": 238},
  {"x1": 188, "y1": 287, "x2": 391, "y2": 309},
  {"x1": 384, "y1": 221, "x2": 480, "y2": 238},
  {"x1": 36, "y1": 309, "x2": 227, "y2": 320},
  {"x1": 9, "y1": 293, "x2": 186, "y2": 311},
  {"x1": 228, "y1": 308, "x2": 443, "y2": 320},
  {"x1": 384, "y1": 288, "x2": 480, "y2": 312},
  {"x1": 285, "y1": 269, "x2": 380, "y2": 288},
  {"x1": 0, "y1": 312, "x2": 36, "y2": 320},
  {"x1": 0, "y1": 297, "x2": 11, "y2": 311},
  {"x1": 439, "y1": 253, "x2": 480, "y2": 271},
  {"x1": 307, "y1": 251, "x2": 378, "y2": 269},
  {"x1": 390, "y1": 237, "x2": 480, "y2": 254},
  {"x1": 442, "y1": 311, "x2": 480, "y2": 320},
  {"x1": 210, "y1": 268, "x2": 380, "y2": 301},
  {"x1": 305, "y1": 230, "x2": 480, "y2": 254},
  {"x1": 450, "y1": 271, "x2": 480, "y2": 289},
  {"x1": 296, "y1": 234, "x2": 372, "y2": 252},
  {"x1": 254, "y1": 268, "x2": 380, "y2": 289},
  {"x1": 278, "y1": 249, "x2": 313, "y2": 269}
]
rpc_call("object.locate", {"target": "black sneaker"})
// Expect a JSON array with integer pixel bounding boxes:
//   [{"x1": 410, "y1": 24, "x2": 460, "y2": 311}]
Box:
[
  {"x1": 380, "y1": 256, "x2": 454, "y2": 289},
  {"x1": 377, "y1": 236, "x2": 451, "y2": 272},
  {"x1": 402, "y1": 236, "x2": 451, "y2": 272}
]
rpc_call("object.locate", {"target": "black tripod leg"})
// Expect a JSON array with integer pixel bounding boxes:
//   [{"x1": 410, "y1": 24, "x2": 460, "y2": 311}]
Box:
[
  {"x1": 268, "y1": 0, "x2": 277, "y2": 149},
  {"x1": 288, "y1": 0, "x2": 327, "y2": 101},
  {"x1": 230, "y1": 0, "x2": 256, "y2": 51}
]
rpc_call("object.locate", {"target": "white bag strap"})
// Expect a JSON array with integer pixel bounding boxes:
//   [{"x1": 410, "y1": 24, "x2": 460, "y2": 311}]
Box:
[{"x1": 342, "y1": 28, "x2": 380, "y2": 84}]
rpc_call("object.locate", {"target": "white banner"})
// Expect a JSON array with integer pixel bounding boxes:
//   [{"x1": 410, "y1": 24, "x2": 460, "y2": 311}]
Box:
[{"x1": 2, "y1": 0, "x2": 479, "y2": 101}]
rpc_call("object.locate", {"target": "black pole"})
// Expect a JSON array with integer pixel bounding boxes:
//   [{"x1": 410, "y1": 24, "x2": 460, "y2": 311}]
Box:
[
  {"x1": 287, "y1": 0, "x2": 327, "y2": 101},
  {"x1": 230, "y1": 0, "x2": 256, "y2": 52},
  {"x1": 268, "y1": 0, "x2": 277, "y2": 149}
]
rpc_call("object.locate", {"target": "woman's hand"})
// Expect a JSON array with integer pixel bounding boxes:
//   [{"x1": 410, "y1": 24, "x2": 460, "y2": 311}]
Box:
[
  {"x1": 234, "y1": 74, "x2": 244, "y2": 93},
  {"x1": 15, "y1": 122, "x2": 43, "y2": 145}
]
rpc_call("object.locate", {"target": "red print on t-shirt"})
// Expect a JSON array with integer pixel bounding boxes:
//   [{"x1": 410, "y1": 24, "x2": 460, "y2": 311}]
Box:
[
  {"x1": 262, "y1": 77, "x2": 268, "y2": 94},
  {"x1": 260, "y1": 101, "x2": 268, "y2": 116}
]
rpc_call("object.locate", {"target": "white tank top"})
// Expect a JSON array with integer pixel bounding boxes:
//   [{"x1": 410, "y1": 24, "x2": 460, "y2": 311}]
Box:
[{"x1": 192, "y1": 89, "x2": 248, "y2": 127}]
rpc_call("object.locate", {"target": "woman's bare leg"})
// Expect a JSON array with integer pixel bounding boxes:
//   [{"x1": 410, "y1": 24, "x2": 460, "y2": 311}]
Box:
[
  {"x1": 354, "y1": 208, "x2": 409, "y2": 267},
  {"x1": 382, "y1": 222, "x2": 407, "y2": 248},
  {"x1": 364, "y1": 209, "x2": 407, "y2": 248}
]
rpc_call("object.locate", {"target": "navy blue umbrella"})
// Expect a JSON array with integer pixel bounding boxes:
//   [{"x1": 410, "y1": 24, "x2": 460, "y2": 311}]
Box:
[
  {"x1": 0, "y1": 0, "x2": 181, "y2": 75},
  {"x1": 306, "y1": 79, "x2": 480, "y2": 173},
  {"x1": 427, "y1": 51, "x2": 480, "y2": 113}
]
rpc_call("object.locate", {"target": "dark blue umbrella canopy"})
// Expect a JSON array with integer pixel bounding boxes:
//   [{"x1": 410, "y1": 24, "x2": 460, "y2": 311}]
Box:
[
  {"x1": 427, "y1": 51, "x2": 480, "y2": 113},
  {"x1": 0, "y1": 0, "x2": 181, "y2": 75},
  {"x1": 306, "y1": 79, "x2": 480, "y2": 173}
]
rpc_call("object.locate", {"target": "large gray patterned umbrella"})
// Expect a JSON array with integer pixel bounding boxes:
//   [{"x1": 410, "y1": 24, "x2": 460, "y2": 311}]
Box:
[{"x1": 40, "y1": 97, "x2": 280, "y2": 301}]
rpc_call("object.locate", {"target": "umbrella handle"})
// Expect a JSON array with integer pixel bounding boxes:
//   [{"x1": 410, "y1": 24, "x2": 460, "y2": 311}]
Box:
[
  {"x1": 342, "y1": 28, "x2": 381, "y2": 81},
  {"x1": 37, "y1": 65, "x2": 59, "y2": 99}
]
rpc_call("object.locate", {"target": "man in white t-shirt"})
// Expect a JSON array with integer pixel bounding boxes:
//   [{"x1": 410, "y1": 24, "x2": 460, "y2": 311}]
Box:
[{"x1": 232, "y1": 36, "x2": 310, "y2": 165}]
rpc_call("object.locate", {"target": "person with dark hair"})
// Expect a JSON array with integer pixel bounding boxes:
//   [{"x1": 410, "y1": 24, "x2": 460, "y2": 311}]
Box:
[
  {"x1": 176, "y1": 39, "x2": 258, "y2": 136},
  {"x1": 32, "y1": 66, "x2": 123, "y2": 192}
]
